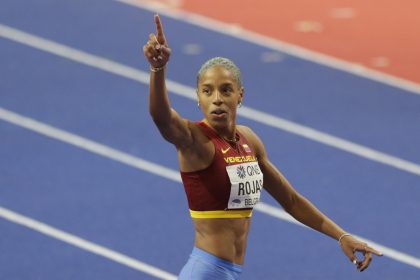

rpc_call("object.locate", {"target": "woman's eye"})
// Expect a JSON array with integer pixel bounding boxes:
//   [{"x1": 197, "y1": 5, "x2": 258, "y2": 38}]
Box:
[{"x1": 222, "y1": 88, "x2": 232, "y2": 94}]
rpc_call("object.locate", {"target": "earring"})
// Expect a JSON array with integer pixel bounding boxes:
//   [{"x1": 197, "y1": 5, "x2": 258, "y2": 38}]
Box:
[
  {"x1": 197, "y1": 102, "x2": 200, "y2": 107},
  {"x1": 238, "y1": 102, "x2": 242, "y2": 108}
]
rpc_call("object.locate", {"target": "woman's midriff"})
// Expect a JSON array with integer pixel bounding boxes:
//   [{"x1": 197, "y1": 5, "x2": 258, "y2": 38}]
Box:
[{"x1": 192, "y1": 217, "x2": 251, "y2": 265}]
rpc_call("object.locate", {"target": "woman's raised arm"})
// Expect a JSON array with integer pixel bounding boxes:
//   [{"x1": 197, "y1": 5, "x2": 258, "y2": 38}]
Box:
[{"x1": 143, "y1": 15, "x2": 193, "y2": 148}]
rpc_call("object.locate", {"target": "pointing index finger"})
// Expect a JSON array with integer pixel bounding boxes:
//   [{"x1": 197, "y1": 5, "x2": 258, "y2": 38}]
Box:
[{"x1": 154, "y1": 14, "x2": 166, "y2": 45}]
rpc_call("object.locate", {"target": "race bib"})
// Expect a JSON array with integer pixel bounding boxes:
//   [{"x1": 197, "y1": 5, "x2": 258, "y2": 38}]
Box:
[{"x1": 226, "y1": 161, "x2": 264, "y2": 209}]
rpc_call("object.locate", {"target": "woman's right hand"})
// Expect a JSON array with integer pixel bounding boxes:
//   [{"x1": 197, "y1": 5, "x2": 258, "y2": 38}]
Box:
[{"x1": 143, "y1": 15, "x2": 171, "y2": 69}]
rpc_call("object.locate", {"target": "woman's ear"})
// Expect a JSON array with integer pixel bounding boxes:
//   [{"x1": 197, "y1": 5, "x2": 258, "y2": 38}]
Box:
[
  {"x1": 196, "y1": 89, "x2": 200, "y2": 107},
  {"x1": 239, "y1": 87, "x2": 244, "y2": 103}
]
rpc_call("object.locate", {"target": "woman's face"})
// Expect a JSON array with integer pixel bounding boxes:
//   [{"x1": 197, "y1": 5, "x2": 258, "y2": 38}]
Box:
[{"x1": 197, "y1": 66, "x2": 243, "y2": 128}]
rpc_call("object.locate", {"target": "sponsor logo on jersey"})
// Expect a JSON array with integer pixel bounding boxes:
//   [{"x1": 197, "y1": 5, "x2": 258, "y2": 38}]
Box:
[
  {"x1": 221, "y1": 147, "x2": 231, "y2": 154},
  {"x1": 236, "y1": 165, "x2": 246, "y2": 179}
]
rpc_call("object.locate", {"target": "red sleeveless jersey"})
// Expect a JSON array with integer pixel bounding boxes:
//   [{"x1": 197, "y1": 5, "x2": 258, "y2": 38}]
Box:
[{"x1": 180, "y1": 122, "x2": 263, "y2": 219}]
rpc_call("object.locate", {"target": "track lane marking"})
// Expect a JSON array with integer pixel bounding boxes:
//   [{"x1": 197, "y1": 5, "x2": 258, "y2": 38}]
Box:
[
  {"x1": 0, "y1": 206, "x2": 177, "y2": 280},
  {"x1": 115, "y1": 0, "x2": 420, "y2": 95},
  {"x1": 0, "y1": 24, "x2": 419, "y2": 176},
  {"x1": 1, "y1": 107, "x2": 419, "y2": 269}
]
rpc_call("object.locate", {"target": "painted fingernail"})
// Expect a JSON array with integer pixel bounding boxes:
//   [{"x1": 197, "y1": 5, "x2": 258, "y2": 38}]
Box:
[
  {"x1": 152, "y1": 57, "x2": 157, "y2": 61},
  {"x1": 352, "y1": 260, "x2": 357, "y2": 265},
  {"x1": 155, "y1": 44, "x2": 161, "y2": 50},
  {"x1": 158, "y1": 55, "x2": 163, "y2": 60}
]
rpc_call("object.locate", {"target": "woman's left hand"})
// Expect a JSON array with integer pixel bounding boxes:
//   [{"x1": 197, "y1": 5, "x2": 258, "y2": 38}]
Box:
[{"x1": 339, "y1": 235, "x2": 383, "y2": 272}]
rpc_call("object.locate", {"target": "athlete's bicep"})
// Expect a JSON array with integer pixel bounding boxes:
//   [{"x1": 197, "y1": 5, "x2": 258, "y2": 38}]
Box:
[
  {"x1": 154, "y1": 108, "x2": 194, "y2": 148},
  {"x1": 259, "y1": 157, "x2": 298, "y2": 211}
]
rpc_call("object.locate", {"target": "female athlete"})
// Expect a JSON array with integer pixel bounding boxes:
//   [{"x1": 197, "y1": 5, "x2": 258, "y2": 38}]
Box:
[{"x1": 143, "y1": 15, "x2": 383, "y2": 279}]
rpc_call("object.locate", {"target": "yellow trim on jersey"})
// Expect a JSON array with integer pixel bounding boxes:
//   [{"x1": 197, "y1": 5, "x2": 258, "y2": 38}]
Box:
[{"x1": 190, "y1": 209, "x2": 253, "y2": 219}]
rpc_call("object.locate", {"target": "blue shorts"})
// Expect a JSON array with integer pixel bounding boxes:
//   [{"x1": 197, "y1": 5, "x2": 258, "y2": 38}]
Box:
[{"x1": 178, "y1": 247, "x2": 243, "y2": 280}]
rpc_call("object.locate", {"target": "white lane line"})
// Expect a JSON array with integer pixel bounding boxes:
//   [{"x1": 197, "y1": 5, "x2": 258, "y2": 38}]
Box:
[
  {"x1": 255, "y1": 203, "x2": 420, "y2": 269},
  {"x1": 0, "y1": 107, "x2": 180, "y2": 183},
  {"x1": 1, "y1": 24, "x2": 419, "y2": 177},
  {"x1": 1, "y1": 107, "x2": 419, "y2": 270},
  {"x1": 115, "y1": 0, "x2": 420, "y2": 96},
  {"x1": 0, "y1": 24, "x2": 151, "y2": 86},
  {"x1": 0, "y1": 206, "x2": 177, "y2": 280},
  {"x1": 239, "y1": 106, "x2": 420, "y2": 176}
]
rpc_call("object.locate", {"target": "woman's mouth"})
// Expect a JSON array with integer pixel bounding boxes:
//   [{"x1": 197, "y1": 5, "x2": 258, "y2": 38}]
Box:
[{"x1": 211, "y1": 109, "x2": 227, "y2": 118}]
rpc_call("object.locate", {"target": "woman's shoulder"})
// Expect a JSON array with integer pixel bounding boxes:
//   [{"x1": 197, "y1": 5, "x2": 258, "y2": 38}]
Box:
[
  {"x1": 236, "y1": 124, "x2": 256, "y2": 138},
  {"x1": 237, "y1": 125, "x2": 259, "y2": 145},
  {"x1": 237, "y1": 125, "x2": 266, "y2": 157}
]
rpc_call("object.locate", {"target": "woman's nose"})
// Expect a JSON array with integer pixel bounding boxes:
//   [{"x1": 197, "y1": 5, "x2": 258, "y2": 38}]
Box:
[{"x1": 213, "y1": 91, "x2": 223, "y2": 104}]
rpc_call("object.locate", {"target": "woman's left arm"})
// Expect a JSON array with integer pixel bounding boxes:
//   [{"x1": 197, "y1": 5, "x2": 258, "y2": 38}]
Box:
[{"x1": 244, "y1": 127, "x2": 383, "y2": 272}]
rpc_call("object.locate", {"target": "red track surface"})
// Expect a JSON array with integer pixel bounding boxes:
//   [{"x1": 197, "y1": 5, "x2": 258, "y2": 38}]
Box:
[{"x1": 178, "y1": 0, "x2": 420, "y2": 84}]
